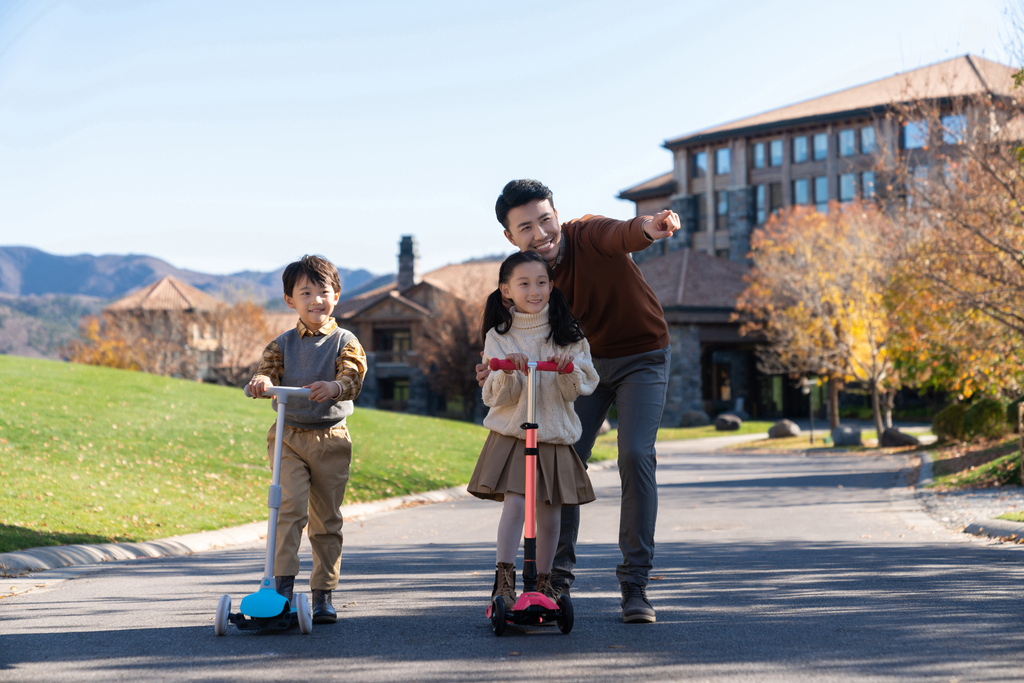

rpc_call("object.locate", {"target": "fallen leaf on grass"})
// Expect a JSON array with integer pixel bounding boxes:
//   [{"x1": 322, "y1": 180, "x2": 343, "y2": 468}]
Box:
[
  {"x1": 608, "y1": 644, "x2": 625, "y2": 649},
  {"x1": 509, "y1": 651, "x2": 521, "y2": 656}
]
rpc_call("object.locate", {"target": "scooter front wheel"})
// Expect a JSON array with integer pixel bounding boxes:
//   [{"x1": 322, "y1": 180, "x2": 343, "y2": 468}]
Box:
[
  {"x1": 297, "y1": 593, "x2": 313, "y2": 634},
  {"x1": 490, "y1": 597, "x2": 507, "y2": 636},
  {"x1": 556, "y1": 594, "x2": 573, "y2": 634},
  {"x1": 214, "y1": 595, "x2": 231, "y2": 636}
]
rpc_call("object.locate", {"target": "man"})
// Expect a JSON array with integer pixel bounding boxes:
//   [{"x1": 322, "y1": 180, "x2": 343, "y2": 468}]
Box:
[{"x1": 477, "y1": 179, "x2": 679, "y2": 623}]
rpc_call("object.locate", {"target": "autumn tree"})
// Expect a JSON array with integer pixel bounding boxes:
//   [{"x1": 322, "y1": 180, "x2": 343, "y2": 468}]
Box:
[
  {"x1": 415, "y1": 293, "x2": 485, "y2": 420},
  {"x1": 737, "y1": 202, "x2": 899, "y2": 434},
  {"x1": 215, "y1": 301, "x2": 273, "y2": 386},
  {"x1": 883, "y1": 72, "x2": 1024, "y2": 400}
]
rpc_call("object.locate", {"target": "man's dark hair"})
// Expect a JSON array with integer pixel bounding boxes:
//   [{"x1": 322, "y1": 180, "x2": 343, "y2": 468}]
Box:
[
  {"x1": 282, "y1": 254, "x2": 342, "y2": 297},
  {"x1": 495, "y1": 179, "x2": 555, "y2": 229}
]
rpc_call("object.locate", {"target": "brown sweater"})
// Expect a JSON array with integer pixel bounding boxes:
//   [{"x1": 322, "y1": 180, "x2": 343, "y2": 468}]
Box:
[{"x1": 552, "y1": 215, "x2": 670, "y2": 359}]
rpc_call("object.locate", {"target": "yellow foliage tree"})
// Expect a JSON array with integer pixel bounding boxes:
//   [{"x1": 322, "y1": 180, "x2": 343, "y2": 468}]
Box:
[{"x1": 737, "y1": 201, "x2": 898, "y2": 435}]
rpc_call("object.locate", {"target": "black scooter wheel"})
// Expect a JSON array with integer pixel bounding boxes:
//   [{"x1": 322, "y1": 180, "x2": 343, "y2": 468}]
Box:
[
  {"x1": 490, "y1": 598, "x2": 507, "y2": 636},
  {"x1": 557, "y1": 594, "x2": 574, "y2": 634}
]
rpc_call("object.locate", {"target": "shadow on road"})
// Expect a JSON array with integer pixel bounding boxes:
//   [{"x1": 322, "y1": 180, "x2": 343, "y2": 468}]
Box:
[{"x1": 2, "y1": 536, "x2": 1023, "y2": 681}]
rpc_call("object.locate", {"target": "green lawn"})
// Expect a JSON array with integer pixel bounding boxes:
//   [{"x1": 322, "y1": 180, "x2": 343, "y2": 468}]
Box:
[
  {"x1": 590, "y1": 421, "x2": 775, "y2": 461},
  {"x1": 0, "y1": 355, "x2": 488, "y2": 553}
]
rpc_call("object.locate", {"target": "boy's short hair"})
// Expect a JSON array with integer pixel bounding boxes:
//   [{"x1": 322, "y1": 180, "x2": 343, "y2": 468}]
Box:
[
  {"x1": 282, "y1": 255, "x2": 342, "y2": 297},
  {"x1": 495, "y1": 179, "x2": 555, "y2": 229}
]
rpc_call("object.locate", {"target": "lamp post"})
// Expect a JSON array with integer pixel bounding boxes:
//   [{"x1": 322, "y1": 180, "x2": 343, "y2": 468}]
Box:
[{"x1": 801, "y1": 377, "x2": 820, "y2": 444}]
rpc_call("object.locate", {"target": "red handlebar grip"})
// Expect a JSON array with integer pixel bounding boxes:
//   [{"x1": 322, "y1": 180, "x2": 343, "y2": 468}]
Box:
[{"x1": 488, "y1": 359, "x2": 574, "y2": 373}]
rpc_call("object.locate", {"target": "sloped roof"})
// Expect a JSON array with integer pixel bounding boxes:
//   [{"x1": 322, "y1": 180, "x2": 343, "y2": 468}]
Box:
[
  {"x1": 618, "y1": 171, "x2": 676, "y2": 201},
  {"x1": 420, "y1": 260, "x2": 501, "y2": 302},
  {"x1": 666, "y1": 54, "x2": 1018, "y2": 148},
  {"x1": 639, "y1": 248, "x2": 748, "y2": 310},
  {"x1": 104, "y1": 275, "x2": 223, "y2": 312},
  {"x1": 334, "y1": 259, "x2": 502, "y2": 320}
]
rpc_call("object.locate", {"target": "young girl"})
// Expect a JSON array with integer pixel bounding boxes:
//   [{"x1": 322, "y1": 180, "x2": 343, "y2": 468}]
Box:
[{"x1": 468, "y1": 251, "x2": 599, "y2": 610}]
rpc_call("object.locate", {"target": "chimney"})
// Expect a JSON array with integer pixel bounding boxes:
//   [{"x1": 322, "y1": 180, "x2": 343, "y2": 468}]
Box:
[{"x1": 397, "y1": 235, "x2": 420, "y2": 290}]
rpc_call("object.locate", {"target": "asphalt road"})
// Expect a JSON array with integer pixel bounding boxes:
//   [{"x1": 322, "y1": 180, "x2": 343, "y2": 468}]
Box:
[{"x1": 3, "y1": 442, "x2": 1024, "y2": 682}]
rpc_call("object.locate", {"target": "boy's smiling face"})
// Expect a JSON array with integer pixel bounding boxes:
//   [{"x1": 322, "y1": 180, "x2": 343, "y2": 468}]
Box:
[{"x1": 284, "y1": 274, "x2": 340, "y2": 331}]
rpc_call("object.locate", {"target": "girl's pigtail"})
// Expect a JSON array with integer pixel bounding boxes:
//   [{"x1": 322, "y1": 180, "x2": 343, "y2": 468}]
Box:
[
  {"x1": 547, "y1": 286, "x2": 584, "y2": 347},
  {"x1": 481, "y1": 288, "x2": 513, "y2": 345}
]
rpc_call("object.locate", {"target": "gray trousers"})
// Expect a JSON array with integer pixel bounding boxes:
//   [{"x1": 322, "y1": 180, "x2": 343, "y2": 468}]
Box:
[{"x1": 552, "y1": 346, "x2": 670, "y2": 588}]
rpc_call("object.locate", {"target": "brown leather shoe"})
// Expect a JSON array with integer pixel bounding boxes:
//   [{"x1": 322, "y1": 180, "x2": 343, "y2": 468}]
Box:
[
  {"x1": 536, "y1": 573, "x2": 557, "y2": 601},
  {"x1": 312, "y1": 589, "x2": 337, "y2": 624},
  {"x1": 491, "y1": 563, "x2": 517, "y2": 611}
]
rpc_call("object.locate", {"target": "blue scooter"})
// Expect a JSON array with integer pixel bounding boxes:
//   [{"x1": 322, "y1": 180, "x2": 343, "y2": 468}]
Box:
[{"x1": 214, "y1": 386, "x2": 313, "y2": 635}]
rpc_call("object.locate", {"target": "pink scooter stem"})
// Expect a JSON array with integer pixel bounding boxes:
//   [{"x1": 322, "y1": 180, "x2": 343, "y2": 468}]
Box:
[{"x1": 488, "y1": 357, "x2": 572, "y2": 592}]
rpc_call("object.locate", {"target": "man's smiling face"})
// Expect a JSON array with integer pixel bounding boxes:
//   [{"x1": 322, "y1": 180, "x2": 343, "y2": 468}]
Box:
[{"x1": 503, "y1": 199, "x2": 561, "y2": 265}]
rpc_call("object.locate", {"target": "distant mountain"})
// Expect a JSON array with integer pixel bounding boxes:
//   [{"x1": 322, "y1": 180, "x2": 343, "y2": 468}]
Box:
[{"x1": 0, "y1": 247, "x2": 377, "y2": 304}]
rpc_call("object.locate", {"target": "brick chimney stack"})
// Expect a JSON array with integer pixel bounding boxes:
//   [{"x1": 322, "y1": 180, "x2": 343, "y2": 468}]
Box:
[{"x1": 397, "y1": 235, "x2": 420, "y2": 290}]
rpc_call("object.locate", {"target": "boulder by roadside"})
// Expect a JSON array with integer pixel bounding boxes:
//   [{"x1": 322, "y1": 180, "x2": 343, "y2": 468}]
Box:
[
  {"x1": 715, "y1": 414, "x2": 742, "y2": 431},
  {"x1": 768, "y1": 419, "x2": 800, "y2": 439},
  {"x1": 880, "y1": 427, "x2": 921, "y2": 448},
  {"x1": 832, "y1": 425, "x2": 863, "y2": 446}
]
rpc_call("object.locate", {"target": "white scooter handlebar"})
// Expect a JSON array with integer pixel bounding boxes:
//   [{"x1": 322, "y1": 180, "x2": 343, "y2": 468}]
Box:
[{"x1": 244, "y1": 385, "x2": 312, "y2": 402}]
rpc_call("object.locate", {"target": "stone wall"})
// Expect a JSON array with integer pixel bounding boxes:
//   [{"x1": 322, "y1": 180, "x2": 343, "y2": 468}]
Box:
[{"x1": 663, "y1": 324, "x2": 703, "y2": 427}]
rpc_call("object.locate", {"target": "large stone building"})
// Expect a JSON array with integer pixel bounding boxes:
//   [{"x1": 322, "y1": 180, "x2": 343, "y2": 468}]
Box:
[
  {"x1": 619, "y1": 54, "x2": 1019, "y2": 422},
  {"x1": 335, "y1": 236, "x2": 499, "y2": 416}
]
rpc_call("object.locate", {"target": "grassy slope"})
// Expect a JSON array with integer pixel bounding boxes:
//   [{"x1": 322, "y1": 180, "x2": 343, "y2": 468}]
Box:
[
  {"x1": 0, "y1": 355, "x2": 488, "y2": 552},
  {"x1": 589, "y1": 421, "x2": 775, "y2": 461}
]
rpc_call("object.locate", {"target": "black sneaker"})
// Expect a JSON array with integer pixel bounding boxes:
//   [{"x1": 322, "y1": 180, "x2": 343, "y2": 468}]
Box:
[{"x1": 620, "y1": 582, "x2": 655, "y2": 623}]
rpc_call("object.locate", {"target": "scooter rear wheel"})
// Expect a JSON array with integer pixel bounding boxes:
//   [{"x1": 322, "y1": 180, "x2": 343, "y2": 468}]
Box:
[
  {"x1": 214, "y1": 595, "x2": 231, "y2": 636},
  {"x1": 490, "y1": 597, "x2": 507, "y2": 636},
  {"x1": 296, "y1": 593, "x2": 313, "y2": 634},
  {"x1": 556, "y1": 594, "x2": 573, "y2": 634}
]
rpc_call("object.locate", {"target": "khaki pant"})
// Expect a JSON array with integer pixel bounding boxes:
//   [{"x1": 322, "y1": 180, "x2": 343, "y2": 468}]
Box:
[{"x1": 266, "y1": 422, "x2": 352, "y2": 590}]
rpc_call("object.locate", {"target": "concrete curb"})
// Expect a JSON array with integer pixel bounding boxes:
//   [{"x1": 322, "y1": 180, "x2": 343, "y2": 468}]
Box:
[
  {"x1": 0, "y1": 485, "x2": 473, "y2": 578},
  {"x1": 964, "y1": 518, "x2": 1024, "y2": 541}
]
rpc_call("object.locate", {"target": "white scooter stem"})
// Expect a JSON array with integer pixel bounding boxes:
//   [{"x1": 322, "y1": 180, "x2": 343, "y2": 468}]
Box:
[{"x1": 244, "y1": 386, "x2": 311, "y2": 585}]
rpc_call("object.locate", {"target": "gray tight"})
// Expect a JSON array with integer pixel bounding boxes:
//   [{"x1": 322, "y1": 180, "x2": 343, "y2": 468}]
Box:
[{"x1": 495, "y1": 493, "x2": 561, "y2": 574}]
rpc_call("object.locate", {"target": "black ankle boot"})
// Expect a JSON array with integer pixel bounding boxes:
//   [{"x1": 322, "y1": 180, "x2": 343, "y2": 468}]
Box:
[
  {"x1": 275, "y1": 576, "x2": 294, "y2": 605},
  {"x1": 312, "y1": 589, "x2": 337, "y2": 624}
]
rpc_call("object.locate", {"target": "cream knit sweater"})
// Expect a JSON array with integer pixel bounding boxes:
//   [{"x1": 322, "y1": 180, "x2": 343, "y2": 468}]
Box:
[{"x1": 482, "y1": 305, "x2": 599, "y2": 445}]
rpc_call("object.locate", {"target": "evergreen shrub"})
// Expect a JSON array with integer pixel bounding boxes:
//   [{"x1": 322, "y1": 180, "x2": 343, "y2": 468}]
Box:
[
  {"x1": 932, "y1": 403, "x2": 967, "y2": 442},
  {"x1": 963, "y1": 398, "x2": 1009, "y2": 441}
]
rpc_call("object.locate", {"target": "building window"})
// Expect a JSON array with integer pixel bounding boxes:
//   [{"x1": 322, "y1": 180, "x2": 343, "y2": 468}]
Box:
[
  {"x1": 839, "y1": 129, "x2": 856, "y2": 157},
  {"x1": 942, "y1": 113, "x2": 966, "y2": 144},
  {"x1": 697, "y1": 194, "x2": 708, "y2": 230},
  {"x1": 692, "y1": 151, "x2": 708, "y2": 178},
  {"x1": 752, "y1": 142, "x2": 766, "y2": 169},
  {"x1": 839, "y1": 173, "x2": 856, "y2": 202},
  {"x1": 716, "y1": 148, "x2": 731, "y2": 175},
  {"x1": 716, "y1": 190, "x2": 729, "y2": 230},
  {"x1": 755, "y1": 185, "x2": 766, "y2": 224},
  {"x1": 813, "y1": 133, "x2": 828, "y2": 160},
  {"x1": 861, "y1": 126, "x2": 876, "y2": 154},
  {"x1": 904, "y1": 120, "x2": 928, "y2": 149},
  {"x1": 862, "y1": 171, "x2": 875, "y2": 198},
  {"x1": 793, "y1": 136, "x2": 808, "y2": 163},
  {"x1": 793, "y1": 178, "x2": 810, "y2": 204},
  {"x1": 377, "y1": 378, "x2": 410, "y2": 412},
  {"x1": 770, "y1": 139, "x2": 783, "y2": 167},
  {"x1": 374, "y1": 328, "x2": 412, "y2": 363},
  {"x1": 716, "y1": 249, "x2": 729, "y2": 259},
  {"x1": 814, "y1": 176, "x2": 829, "y2": 212},
  {"x1": 769, "y1": 182, "x2": 783, "y2": 213}
]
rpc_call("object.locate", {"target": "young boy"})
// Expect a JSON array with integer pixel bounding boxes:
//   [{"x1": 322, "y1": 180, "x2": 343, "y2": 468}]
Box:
[{"x1": 248, "y1": 254, "x2": 366, "y2": 624}]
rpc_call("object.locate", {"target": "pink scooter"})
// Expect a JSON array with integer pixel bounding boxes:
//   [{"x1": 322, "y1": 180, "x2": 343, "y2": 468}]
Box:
[{"x1": 484, "y1": 358, "x2": 574, "y2": 636}]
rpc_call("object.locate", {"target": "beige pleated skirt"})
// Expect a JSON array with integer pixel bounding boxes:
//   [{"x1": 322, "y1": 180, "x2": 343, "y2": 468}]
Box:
[{"x1": 467, "y1": 431, "x2": 596, "y2": 505}]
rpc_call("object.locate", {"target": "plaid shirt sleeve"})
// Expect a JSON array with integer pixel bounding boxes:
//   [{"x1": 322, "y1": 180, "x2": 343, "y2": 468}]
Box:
[
  {"x1": 252, "y1": 339, "x2": 283, "y2": 386},
  {"x1": 334, "y1": 338, "x2": 367, "y2": 401}
]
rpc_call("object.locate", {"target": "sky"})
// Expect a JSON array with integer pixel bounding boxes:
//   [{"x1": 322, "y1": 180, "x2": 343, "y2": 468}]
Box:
[{"x1": 0, "y1": 0, "x2": 1014, "y2": 277}]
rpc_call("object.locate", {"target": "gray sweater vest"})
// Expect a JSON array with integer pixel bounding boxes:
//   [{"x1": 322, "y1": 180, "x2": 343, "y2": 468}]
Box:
[{"x1": 274, "y1": 327, "x2": 356, "y2": 430}]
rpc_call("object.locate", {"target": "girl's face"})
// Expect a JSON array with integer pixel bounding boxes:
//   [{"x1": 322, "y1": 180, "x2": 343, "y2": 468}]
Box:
[{"x1": 499, "y1": 261, "x2": 551, "y2": 315}]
